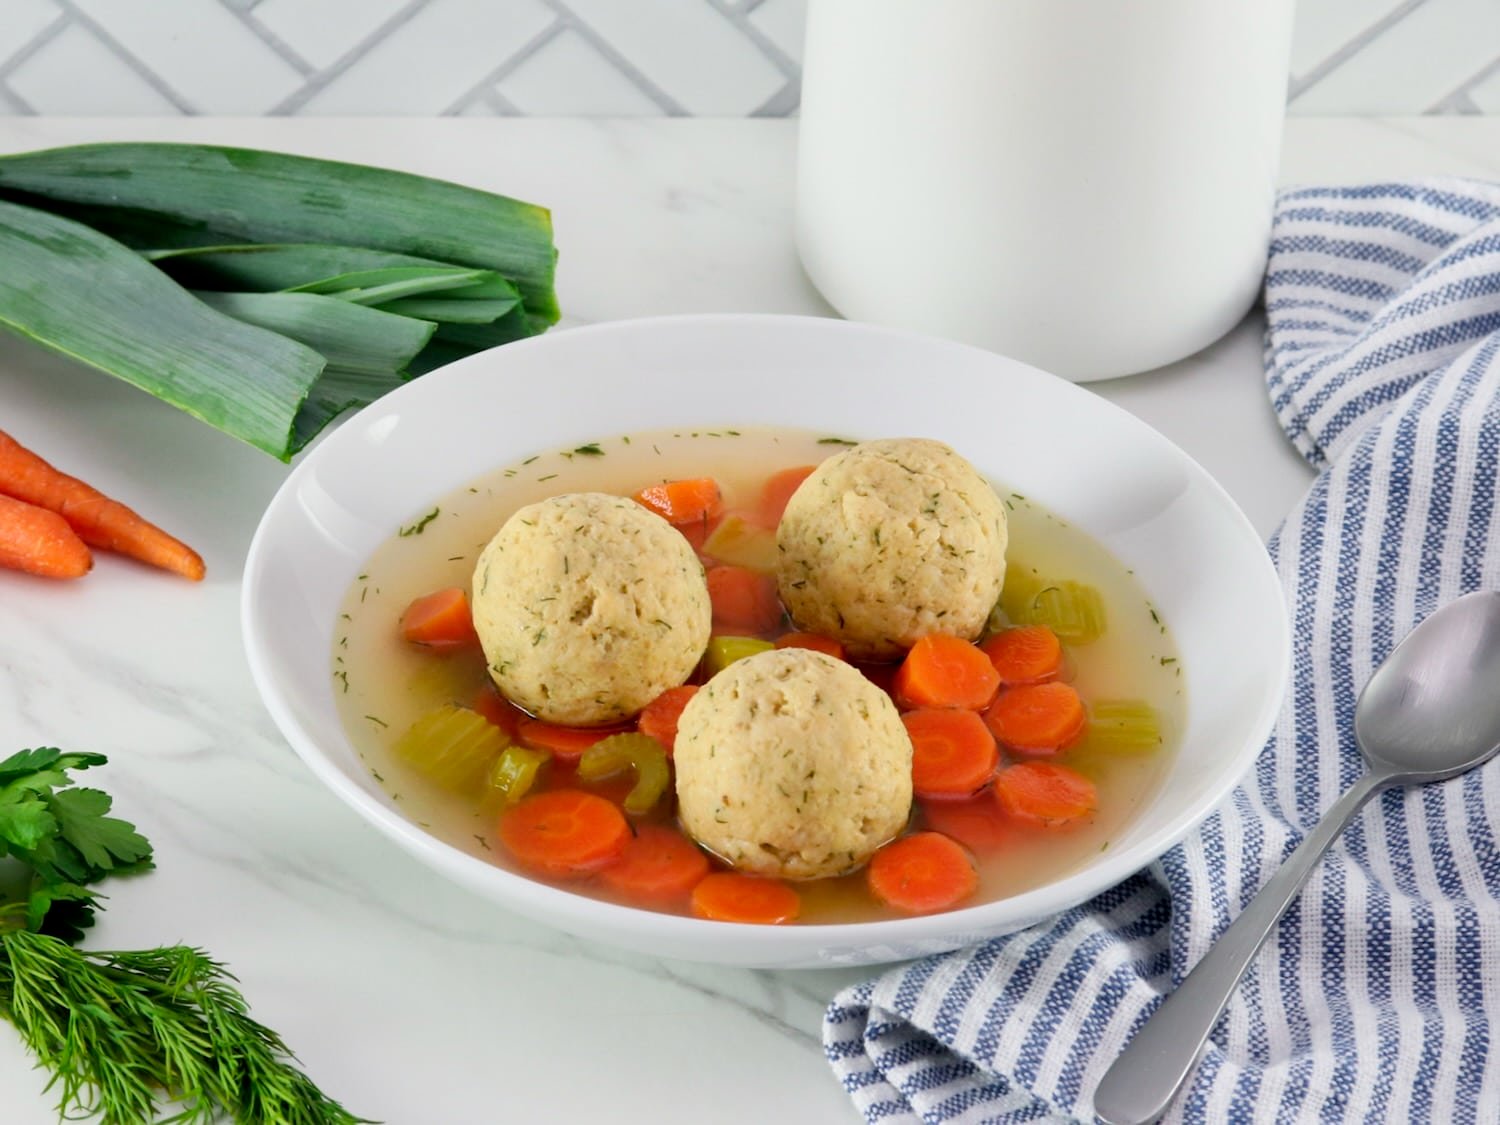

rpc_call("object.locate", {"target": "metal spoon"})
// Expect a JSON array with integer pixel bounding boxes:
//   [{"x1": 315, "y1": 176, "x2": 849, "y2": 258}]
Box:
[{"x1": 1094, "y1": 589, "x2": 1500, "y2": 1125}]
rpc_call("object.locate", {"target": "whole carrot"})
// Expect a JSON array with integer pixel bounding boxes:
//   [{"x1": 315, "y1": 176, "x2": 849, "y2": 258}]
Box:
[
  {"x1": 0, "y1": 493, "x2": 91, "y2": 578},
  {"x1": 0, "y1": 430, "x2": 204, "y2": 580}
]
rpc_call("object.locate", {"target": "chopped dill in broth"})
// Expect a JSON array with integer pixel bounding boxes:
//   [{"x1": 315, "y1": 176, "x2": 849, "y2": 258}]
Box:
[{"x1": 332, "y1": 426, "x2": 1184, "y2": 924}]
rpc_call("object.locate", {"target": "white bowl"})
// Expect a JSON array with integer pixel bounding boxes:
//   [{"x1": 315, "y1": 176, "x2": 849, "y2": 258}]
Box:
[{"x1": 242, "y1": 314, "x2": 1288, "y2": 969}]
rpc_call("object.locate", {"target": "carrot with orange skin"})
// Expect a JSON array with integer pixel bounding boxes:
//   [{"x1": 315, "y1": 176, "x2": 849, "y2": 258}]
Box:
[
  {"x1": 752, "y1": 464, "x2": 816, "y2": 529},
  {"x1": 0, "y1": 493, "x2": 92, "y2": 579},
  {"x1": 867, "y1": 832, "x2": 978, "y2": 914},
  {"x1": 992, "y1": 761, "x2": 1097, "y2": 827},
  {"x1": 636, "y1": 684, "x2": 698, "y2": 755},
  {"x1": 706, "y1": 564, "x2": 783, "y2": 633},
  {"x1": 894, "y1": 634, "x2": 1001, "y2": 710},
  {"x1": 600, "y1": 824, "x2": 711, "y2": 906},
  {"x1": 498, "y1": 788, "x2": 630, "y2": 877},
  {"x1": 633, "y1": 477, "x2": 722, "y2": 525},
  {"x1": 400, "y1": 586, "x2": 479, "y2": 649},
  {"x1": 984, "y1": 682, "x2": 1087, "y2": 754},
  {"x1": 690, "y1": 872, "x2": 801, "y2": 924},
  {"x1": 902, "y1": 708, "x2": 999, "y2": 799},
  {"x1": 774, "y1": 631, "x2": 846, "y2": 660},
  {"x1": 0, "y1": 430, "x2": 203, "y2": 580},
  {"x1": 516, "y1": 718, "x2": 633, "y2": 762},
  {"x1": 981, "y1": 625, "x2": 1065, "y2": 685}
]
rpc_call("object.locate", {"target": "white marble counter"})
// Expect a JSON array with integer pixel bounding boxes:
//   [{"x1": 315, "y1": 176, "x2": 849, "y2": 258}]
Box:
[{"x1": 2, "y1": 116, "x2": 1498, "y2": 1125}]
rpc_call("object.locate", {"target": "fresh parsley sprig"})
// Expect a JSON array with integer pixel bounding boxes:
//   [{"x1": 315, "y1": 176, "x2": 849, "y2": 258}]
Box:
[{"x1": 0, "y1": 748, "x2": 372, "y2": 1124}]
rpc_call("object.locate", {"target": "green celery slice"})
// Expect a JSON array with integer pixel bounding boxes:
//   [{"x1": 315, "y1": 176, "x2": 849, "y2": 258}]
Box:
[
  {"x1": 998, "y1": 568, "x2": 1107, "y2": 644},
  {"x1": 1081, "y1": 701, "x2": 1162, "y2": 755},
  {"x1": 393, "y1": 705, "x2": 508, "y2": 794},
  {"x1": 0, "y1": 143, "x2": 559, "y2": 321},
  {"x1": 705, "y1": 636, "x2": 775, "y2": 676},
  {"x1": 0, "y1": 199, "x2": 324, "y2": 460},
  {"x1": 486, "y1": 745, "x2": 549, "y2": 807},
  {"x1": 576, "y1": 733, "x2": 670, "y2": 815},
  {"x1": 192, "y1": 290, "x2": 434, "y2": 375},
  {"x1": 147, "y1": 243, "x2": 526, "y2": 301},
  {"x1": 701, "y1": 514, "x2": 779, "y2": 572}
]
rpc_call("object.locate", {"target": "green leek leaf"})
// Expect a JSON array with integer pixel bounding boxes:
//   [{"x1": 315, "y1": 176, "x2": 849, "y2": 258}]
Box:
[
  {"x1": 292, "y1": 368, "x2": 407, "y2": 454},
  {"x1": 0, "y1": 200, "x2": 324, "y2": 460},
  {"x1": 372, "y1": 296, "x2": 519, "y2": 324},
  {"x1": 192, "y1": 290, "x2": 435, "y2": 375},
  {"x1": 147, "y1": 243, "x2": 524, "y2": 301},
  {"x1": 0, "y1": 143, "x2": 559, "y2": 322}
]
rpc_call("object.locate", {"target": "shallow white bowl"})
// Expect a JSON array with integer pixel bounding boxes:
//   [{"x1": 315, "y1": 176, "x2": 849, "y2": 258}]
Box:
[{"x1": 242, "y1": 314, "x2": 1288, "y2": 969}]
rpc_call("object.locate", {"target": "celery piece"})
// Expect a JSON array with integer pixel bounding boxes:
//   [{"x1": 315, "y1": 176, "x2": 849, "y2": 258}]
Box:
[
  {"x1": 1082, "y1": 701, "x2": 1162, "y2": 755},
  {"x1": 393, "y1": 704, "x2": 508, "y2": 794},
  {"x1": 577, "y1": 733, "x2": 670, "y2": 815},
  {"x1": 486, "y1": 744, "x2": 550, "y2": 807},
  {"x1": 701, "y1": 514, "x2": 779, "y2": 573},
  {"x1": 704, "y1": 636, "x2": 775, "y2": 676},
  {"x1": 997, "y1": 568, "x2": 1106, "y2": 645}
]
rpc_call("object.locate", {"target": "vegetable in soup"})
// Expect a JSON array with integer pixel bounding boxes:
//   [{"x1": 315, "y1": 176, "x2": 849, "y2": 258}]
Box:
[{"x1": 331, "y1": 427, "x2": 1184, "y2": 924}]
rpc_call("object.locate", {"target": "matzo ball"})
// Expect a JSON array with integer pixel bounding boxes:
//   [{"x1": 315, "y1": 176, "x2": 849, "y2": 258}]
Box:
[
  {"x1": 674, "y1": 648, "x2": 912, "y2": 879},
  {"x1": 776, "y1": 438, "x2": 1007, "y2": 661},
  {"x1": 471, "y1": 492, "x2": 710, "y2": 725}
]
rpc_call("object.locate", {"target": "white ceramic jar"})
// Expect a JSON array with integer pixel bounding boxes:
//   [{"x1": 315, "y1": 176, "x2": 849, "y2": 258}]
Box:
[{"x1": 796, "y1": 0, "x2": 1296, "y2": 382}]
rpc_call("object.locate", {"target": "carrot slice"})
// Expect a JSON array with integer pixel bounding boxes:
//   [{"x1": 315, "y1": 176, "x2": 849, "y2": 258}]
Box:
[
  {"x1": 400, "y1": 586, "x2": 480, "y2": 649},
  {"x1": 706, "y1": 565, "x2": 783, "y2": 633},
  {"x1": 983, "y1": 682, "x2": 1087, "y2": 753},
  {"x1": 0, "y1": 493, "x2": 91, "y2": 579},
  {"x1": 981, "y1": 625, "x2": 1064, "y2": 685},
  {"x1": 902, "y1": 708, "x2": 999, "y2": 799},
  {"x1": 774, "y1": 631, "x2": 846, "y2": 660},
  {"x1": 867, "y1": 832, "x2": 978, "y2": 914},
  {"x1": 690, "y1": 872, "x2": 801, "y2": 924},
  {"x1": 920, "y1": 796, "x2": 1013, "y2": 853},
  {"x1": 992, "y1": 761, "x2": 1097, "y2": 827},
  {"x1": 0, "y1": 429, "x2": 203, "y2": 580},
  {"x1": 516, "y1": 719, "x2": 632, "y2": 762},
  {"x1": 498, "y1": 788, "x2": 630, "y2": 877},
  {"x1": 600, "y1": 824, "x2": 711, "y2": 906},
  {"x1": 633, "y1": 477, "x2": 723, "y2": 526},
  {"x1": 752, "y1": 464, "x2": 817, "y2": 529},
  {"x1": 472, "y1": 685, "x2": 526, "y2": 738},
  {"x1": 636, "y1": 684, "x2": 698, "y2": 755},
  {"x1": 894, "y1": 634, "x2": 1001, "y2": 711}
]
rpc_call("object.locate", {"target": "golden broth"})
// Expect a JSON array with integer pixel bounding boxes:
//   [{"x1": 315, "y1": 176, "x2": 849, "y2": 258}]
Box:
[{"x1": 332, "y1": 427, "x2": 1184, "y2": 923}]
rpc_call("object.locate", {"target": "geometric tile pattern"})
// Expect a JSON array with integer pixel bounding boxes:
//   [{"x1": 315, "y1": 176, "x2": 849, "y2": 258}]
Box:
[{"x1": 0, "y1": 0, "x2": 1491, "y2": 118}]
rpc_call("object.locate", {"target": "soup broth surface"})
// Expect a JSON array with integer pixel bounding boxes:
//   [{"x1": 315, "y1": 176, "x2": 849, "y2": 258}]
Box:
[{"x1": 333, "y1": 426, "x2": 1184, "y2": 923}]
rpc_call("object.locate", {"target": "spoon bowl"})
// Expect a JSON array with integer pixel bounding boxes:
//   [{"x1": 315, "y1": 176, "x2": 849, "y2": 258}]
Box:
[
  {"x1": 1355, "y1": 591, "x2": 1500, "y2": 780},
  {"x1": 1095, "y1": 589, "x2": 1500, "y2": 1125}
]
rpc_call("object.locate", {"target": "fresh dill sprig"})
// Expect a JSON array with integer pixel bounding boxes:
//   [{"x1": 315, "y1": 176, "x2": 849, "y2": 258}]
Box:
[
  {"x1": 0, "y1": 747, "x2": 373, "y2": 1124},
  {"x1": 0, "y1": 924, "x2": 372, "y2": 1124}
]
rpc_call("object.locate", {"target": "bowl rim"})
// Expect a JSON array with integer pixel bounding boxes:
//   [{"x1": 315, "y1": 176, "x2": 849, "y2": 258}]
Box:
[{"x1": 241, "y1": 312, "x2": 1291, "y2": 957}]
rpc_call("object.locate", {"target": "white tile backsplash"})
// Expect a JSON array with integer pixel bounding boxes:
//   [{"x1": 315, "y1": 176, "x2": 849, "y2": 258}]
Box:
[{"x1": 0, "y1": 0, "x2": 1490, "y2": 117}]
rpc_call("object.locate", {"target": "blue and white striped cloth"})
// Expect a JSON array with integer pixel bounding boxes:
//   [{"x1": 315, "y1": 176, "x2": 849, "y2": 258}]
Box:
[{"x1": 825, "y1": 180, "x2": 1500, "y2": 1123}]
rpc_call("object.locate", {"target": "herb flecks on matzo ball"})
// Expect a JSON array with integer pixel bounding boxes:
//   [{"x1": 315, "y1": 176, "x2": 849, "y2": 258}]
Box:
[
  {"x1": 471, "y1": 492, "x2": 710, "y2": 725},
  {"x1": 775, "y1": 438, "x2": 1008, "y2": 661},
  {"x1": 674, "y1": 648, "x2": 913, "y2": 880}
]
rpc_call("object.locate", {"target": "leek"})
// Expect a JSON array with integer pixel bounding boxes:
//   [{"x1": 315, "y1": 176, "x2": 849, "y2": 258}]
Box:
[
  {"x1": 0, "y1": 200, "x2": 323, "y2": 460},
  {"x1": 0, "y1": 143, "x2": 558, "y2": 322},
  {"x1": 0, "y1": 144, "x2": 559, "y2": 460}
]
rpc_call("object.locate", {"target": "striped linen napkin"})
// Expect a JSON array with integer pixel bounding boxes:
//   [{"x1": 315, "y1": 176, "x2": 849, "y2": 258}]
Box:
[{"x1": 824, "y1": 180, "x2": 1500, "y2": 1124}]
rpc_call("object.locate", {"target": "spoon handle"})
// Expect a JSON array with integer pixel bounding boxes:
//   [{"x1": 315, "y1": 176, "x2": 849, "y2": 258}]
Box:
[{"x1": 1092, "y1": 769, "x2": 1389, "y2": 1125}]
